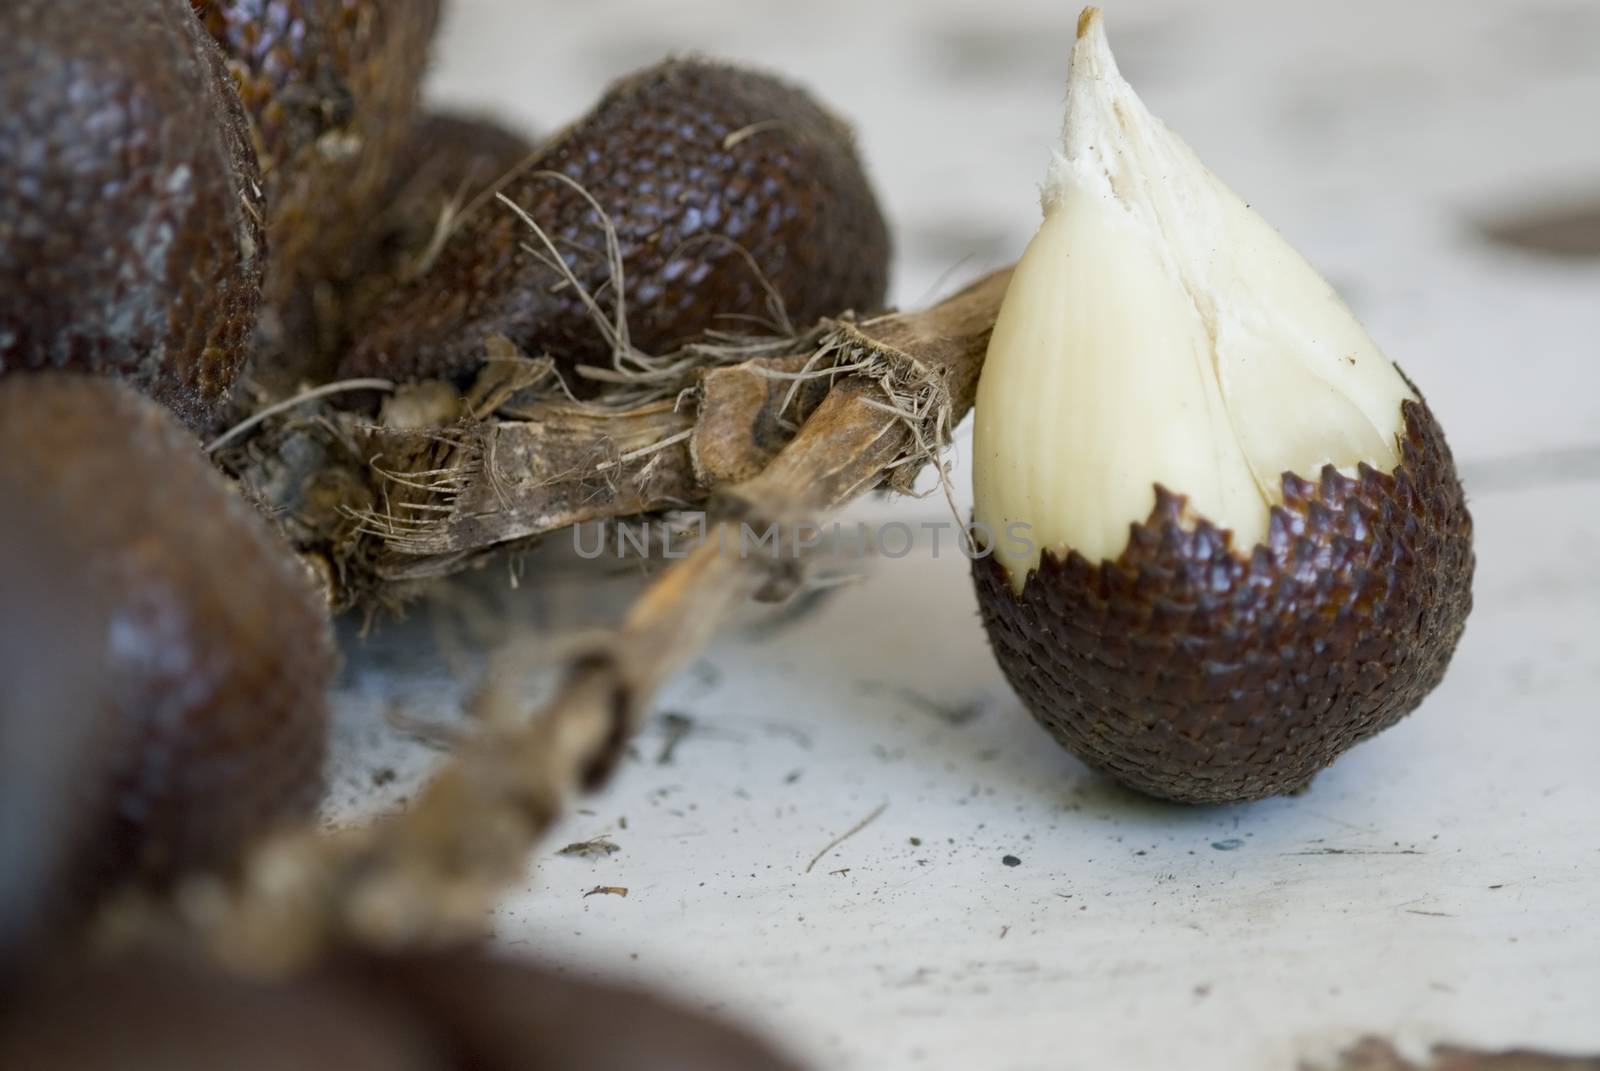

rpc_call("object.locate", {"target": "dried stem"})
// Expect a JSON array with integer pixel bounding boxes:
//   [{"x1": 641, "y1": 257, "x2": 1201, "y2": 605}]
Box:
[
  {"x1": 205, "y1": 378, "x2": 396, "y2": 454},
  {"x1": 117, "y1": 267, "x2": 1013, "y2": 973}
]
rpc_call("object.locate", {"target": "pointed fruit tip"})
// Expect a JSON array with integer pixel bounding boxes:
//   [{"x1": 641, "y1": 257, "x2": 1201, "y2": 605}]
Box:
[{"x1": 1076, "y1": 7, "x2": 1102, "y2": 41}]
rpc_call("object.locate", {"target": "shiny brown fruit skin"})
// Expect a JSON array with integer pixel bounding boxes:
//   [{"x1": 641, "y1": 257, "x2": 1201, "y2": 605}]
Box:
[
  {"x1": 0, "y1": 519, "x2": 114, "y2": 978},
  {"x1": 0, "y1": 956, "x2": 442, "y2": 1070},
  {"x1": 354, "y1": 950, "x2": 806, "y2": 1071},
  {"x1": 972, "y1": 400, "x2": 1475, "y2": 804},
  {"x1": 0, "y1": 950, "x2": 805, "y2": 1071},
  {"x1": 0, "y1": 376, "x2": 333, "y2": 887},
  {"x1": 333, "y1": 112, "x2": 538, "y2": 361},
  {"x1": 385, "y1": 113, "x2": 540, "y2": 214},
  {"x1": 341, "y1": 59, "x2": 891, "y2": 384},
  {"x1": 190, "y1": 0, "x2": 443, "y2": 382},
  {"x1": 0, "y1": 0, "x2": 266, "y2": 429}
]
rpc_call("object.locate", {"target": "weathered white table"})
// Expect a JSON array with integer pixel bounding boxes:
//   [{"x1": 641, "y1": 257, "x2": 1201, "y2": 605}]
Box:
[{"x1": 326, "y1": 1, "x2": 1600, "y2": 1067}]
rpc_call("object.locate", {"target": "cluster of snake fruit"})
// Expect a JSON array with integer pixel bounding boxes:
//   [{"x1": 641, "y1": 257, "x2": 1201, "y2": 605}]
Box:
[{"x1": 0, "y1": 0, "x2": 886, "y2": 1065}]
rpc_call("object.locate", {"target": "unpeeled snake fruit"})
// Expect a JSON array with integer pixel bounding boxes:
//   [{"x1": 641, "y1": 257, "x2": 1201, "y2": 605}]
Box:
[
  {"x1": 343, "y1": 59, "x2": 891, "y2": 384},
  {"x1": 190, "y1": 0, "x2": 445, "y2": 382},
  {"x1": 970, "y1": 10, "x2": 1473, "y2": 804},
  {"x1": 331, "y1": 111, "x2": 538, "y2": 362},
  {"x1": 0, "y1": 0, "x2": 265, "y2": 429},
  {"x1": 0, "y1": 514, "x2": 110, "y2": 975},
  {"x1": 0, "y1": 376, "x2": 332, "y2": 951}
]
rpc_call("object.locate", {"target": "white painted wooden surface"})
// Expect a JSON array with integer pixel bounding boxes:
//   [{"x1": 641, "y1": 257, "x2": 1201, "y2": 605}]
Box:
[{"x1": 325, "y1": 2, "x2": 1600, "y2": 1067}]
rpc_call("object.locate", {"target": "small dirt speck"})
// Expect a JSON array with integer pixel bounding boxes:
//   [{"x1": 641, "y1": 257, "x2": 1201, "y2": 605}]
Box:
[
  {"x1": 1212, "y1": 838, "x2": 1245, "y2": 851},
  {"x1": 1002, "y1": 854, "x2": 1021, "y2": 867}
]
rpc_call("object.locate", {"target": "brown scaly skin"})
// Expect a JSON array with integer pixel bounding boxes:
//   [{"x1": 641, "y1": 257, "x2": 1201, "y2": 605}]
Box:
[
  {"x1": 341, "y1": 59, "x2": 891, "y2": 385},
  {"x1": 334, "y1": 112, "x2": 538, "y2": 362},
  {"x1": 0, "y1": 950, "x2": 805, "y2": 1071},
  {"x1": 0, "y1": 0, "x2": 265, "y2": 430},
  {"x1": 190, "y1": 0, "x2": 443, "y2": 383},
  {"x1": 383, "y1": 113, "x2": 539, "y2": 230},
  {"x1": 0, "y1": 376, "x2": 333, "y2": 892},
  {"x1": 973, "y1": 400, "x2": 1474, "y2": 804}
]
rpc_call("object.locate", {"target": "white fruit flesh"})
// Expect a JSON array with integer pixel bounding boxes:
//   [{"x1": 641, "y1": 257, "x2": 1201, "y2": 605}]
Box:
[{"x1": 973, "y1": 9, "x2": 1416, "y2": 590}]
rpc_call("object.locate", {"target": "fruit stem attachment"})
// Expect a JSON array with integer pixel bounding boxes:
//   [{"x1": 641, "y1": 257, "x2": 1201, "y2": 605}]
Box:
[
  {"x1": 103, "y1": 269, "x2": 1013, "y2": 974},
  {"x1": 204, "y1": 379, "x2": 397, "y2": 454}
]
